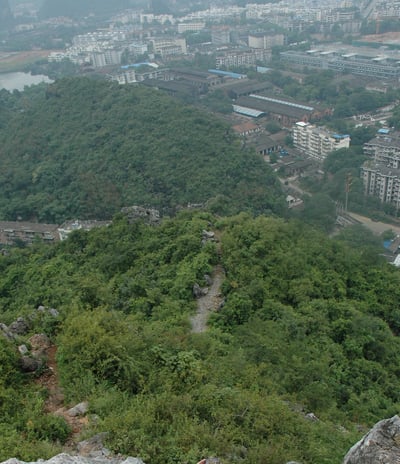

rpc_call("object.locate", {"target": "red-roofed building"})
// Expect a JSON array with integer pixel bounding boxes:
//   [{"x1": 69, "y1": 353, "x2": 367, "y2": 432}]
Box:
[{"x1": 232, "y1": 121, "x2": 260, "y2": 136}]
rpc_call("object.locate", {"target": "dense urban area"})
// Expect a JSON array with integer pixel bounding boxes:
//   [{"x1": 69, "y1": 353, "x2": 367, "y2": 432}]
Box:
[
  {"x1": 3, "y1": 0, "x2": 400, "y2": 240},
  {"x1": 2, "y1": 1, "x2": 400, "y2": 464}
]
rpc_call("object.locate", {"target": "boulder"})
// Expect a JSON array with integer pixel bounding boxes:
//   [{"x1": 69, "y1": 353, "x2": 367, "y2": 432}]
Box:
[
  {"x1": 1, "y1": 454, "x2": 146, "y2": 464},
  {"x1": 29, "y1": 333, "x2": 51, "y2": 356},
  {"x1": 77, "y1": 432, "x2": 109, "y2": 457},
  {"x1": 0, "y1": 323, "x2": 14, "y2": 340},
  {"x1": 49, "y1": 307, "x2": 60, "y2": 317},
  {"x1": 9, "y1": 317, "x2": 29, "y2": 335},
  {"x1": 19, "y1": 356, "x2": 42, "y2": 372},
  {"x1": 202, "y1": 230, "x2": 215, "y2": 240},
  {"x1": 343, "y1": 415, "x2": 400, "y2": 464},
  {"x1": 67, "y1": 401, "x2": 89, "y2": 417},
  {"x1": 18, "y1": 345, "x2": 28, "y2": 355},
  {"x1": 193, "y1": 283, "x2": 208, "y2": 298}
]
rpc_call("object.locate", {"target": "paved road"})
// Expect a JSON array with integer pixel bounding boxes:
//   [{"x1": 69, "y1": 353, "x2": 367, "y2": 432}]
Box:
[{"x1": 348, "y1": 212, "x2": 400, "y2": 236}]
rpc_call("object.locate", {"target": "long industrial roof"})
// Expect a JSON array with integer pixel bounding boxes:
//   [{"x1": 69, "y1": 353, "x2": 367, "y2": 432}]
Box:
[{"x1": 232, "y1": 105, "x2": 265, "y2": 118}]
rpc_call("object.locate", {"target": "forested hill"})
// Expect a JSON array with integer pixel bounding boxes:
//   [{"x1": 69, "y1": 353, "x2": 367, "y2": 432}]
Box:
[
  {"x1": 0, "y1": 78, "x2": 284, "y2": 223},
  {"x1": 39, "y1": 0, "x2": 135, "y2": 19},
  {"x1": 1, "y1": 212, "x2": 400, "y2": 461}
]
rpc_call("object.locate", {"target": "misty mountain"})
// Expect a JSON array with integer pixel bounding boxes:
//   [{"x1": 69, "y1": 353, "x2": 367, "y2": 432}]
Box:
[
  {"x1": 39, "y1": 0, "x2": 135, "y2": 19},
  {"x1": 39, "y1": 0, "x2": 212, "y2": 19},
  {"x1": 0, "y1": 0, "x2": 13, "y2": 29}
]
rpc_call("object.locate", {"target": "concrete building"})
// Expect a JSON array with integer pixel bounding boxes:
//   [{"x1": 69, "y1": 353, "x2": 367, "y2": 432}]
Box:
[
  {"x1": 280, "y1": 47, "x2": 400, "y2": 80},
  {"x1": 361, "y1": 161, "x2": 400, "y2": 206},
  {"x1": 211, "y1": 26, "x2": 231, "y2": 45},
  {"x1": 91, "y1": 49, "x2": 123, "y2": 68},
  {"x1": 233, "y1": 94, "x2": 331, "y2": 127},
  {"x1": 0, "y1": 222, "x2": 59, "y2": 246},
  {"x1": 363, "y1": 130, "x2": 400, "y2": 168},
  {"x1": 177, "y1": 22, "x2": 206, "y2": 33},
  {"x1": 169, "y1": 68, "x2": 222, "y2": 93},
  {"x1": 292, "y1": 121, "x2": 350, "y2": 161},
  {"x1": 129, "y1": 42, "x2": 148, "y2": 56},
  {"x1": 248, "y1": 32, "x2": 285, "y2": 49},
  {"x1": 149, "y1": 37, "x2": 187, "y2": 56},
  {"x1": 216, "y1": 48, "x2": 271, "y2": 69},
  {"x1": 58, "y1": 220, "x2": 111, "y2": 241}
]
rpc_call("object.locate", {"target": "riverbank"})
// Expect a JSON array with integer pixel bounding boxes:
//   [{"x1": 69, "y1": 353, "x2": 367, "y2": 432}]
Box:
[{"x1": 0, "y1": 50, "x2": 52, "y2": 73}]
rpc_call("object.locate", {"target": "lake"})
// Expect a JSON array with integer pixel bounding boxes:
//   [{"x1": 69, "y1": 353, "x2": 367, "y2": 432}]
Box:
[{"x1": 0, "y1": 72, "x2": 53, "y2": 91}]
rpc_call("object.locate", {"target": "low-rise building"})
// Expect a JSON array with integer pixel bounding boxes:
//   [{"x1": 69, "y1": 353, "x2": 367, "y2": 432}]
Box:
[
  {"x1": 233, "y1": 95, "x2": 331, "y2": 127},
  {"x1": 58, "y1": 220, "x2": 111, "y2": 241},
  {"x1": 216, "y1": 48, "x2": 271, "y2": 69},
  {"x1": 0, "y1": 222, "x2": 59, "y2": 246},
  {"x1": 232, "y1": 121, "x2": 260, "y2": 136},
  {"x1": 280, "y1": 46, "x2": 400, "y2": 80}
]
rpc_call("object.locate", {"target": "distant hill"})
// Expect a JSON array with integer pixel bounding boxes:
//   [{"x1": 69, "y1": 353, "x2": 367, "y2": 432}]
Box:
[
  {"x1": 39, "y1": 0, "x2": 140, "y2": 19},
  {"x1": 0, "y1": 78, "x2": 284, "y2": 223},
  {"x1": 0, "y1": 0, "x2": 13, "y2": 30}
]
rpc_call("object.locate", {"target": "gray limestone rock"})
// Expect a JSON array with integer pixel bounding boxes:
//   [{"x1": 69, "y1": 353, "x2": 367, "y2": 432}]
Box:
[
  {"x1": 67, "y1": 401, "x2": 89, "y2": 417},
  {"x1": 202, "y1": 230, "x2": 215, "y2": 240},
  {"x1": 9, "y1": 317, "x2": 29, "y2": 335},
  {"x1": 19, "y1": 356, "x2": 42, "y2": 372},
  {"x1": 18, "y1": 344, "x2": 28, "y2": 355},
  {"x1": 0, "y1": 323, "x2": 14, "y2": 340},
  {"x1": 343, "y1": 415, "x2": 400, "y2": 464},
  {"x1": 49, "y1": 307, "x2": 60, "y2": 317},
  {"x1": 77, "y1": 432, "x2": 109, "y2": 457},
  {"x1": 29, "y1": 333, "x2": 51, "y2": 355},
  {"x1": 193, "y1": 283, "x2": 208, "y2": 298},
  {"x1": 1, "y1": 454, "x2": 145, "y2": 464}
]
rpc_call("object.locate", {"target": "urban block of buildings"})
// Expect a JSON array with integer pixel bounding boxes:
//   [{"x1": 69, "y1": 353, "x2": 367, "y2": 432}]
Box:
[
  {"x1": 280, "y1": 45, "x2": 400, "y2": 80},
  {"x1": 292, "y1": 121, "x2": 350, "y2": 161},
  {"x1": 361, "y1": 130, "x2": 400, "y2": 206},
  {"x1": 233, "y1": 94, "x2": 332, "y2": 128}
]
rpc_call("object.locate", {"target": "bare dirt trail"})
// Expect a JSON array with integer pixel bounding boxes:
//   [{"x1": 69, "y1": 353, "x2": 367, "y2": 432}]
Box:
[
  {"x1": 190, "y1": 264, "x2": 225, "y2": 333},
  {"x1": 35, "y1": 345, "x2": 87, "y2": 445}
]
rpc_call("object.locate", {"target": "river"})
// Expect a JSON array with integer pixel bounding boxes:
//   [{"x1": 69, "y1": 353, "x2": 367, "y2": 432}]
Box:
[{"x1": 0, "y1": 72, "x2": 53, "y2": 91}]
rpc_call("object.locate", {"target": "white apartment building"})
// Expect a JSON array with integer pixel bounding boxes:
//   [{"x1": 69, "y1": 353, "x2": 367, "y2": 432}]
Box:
[
  {"x1": 216, "y1": 49, "x2": 271, "y2": 69},
  {"x1": 129, "y1": 42, "x2": 148, "y2": 56},
  {"x1": 91, "y1": 49, "x2": 123, "y2": 68},
  {"x1": 177, "y1": 22, "x2": 206, "y2": 33},
  {"x1": 248, "y1": 32, "x2": 285, "y2": 49},
  {"x1": 149, "y1": 37, "x2": 187, "y2": 55},
  {"x1": 292, "y1": 121, "x2": 350, "y2": 161}
]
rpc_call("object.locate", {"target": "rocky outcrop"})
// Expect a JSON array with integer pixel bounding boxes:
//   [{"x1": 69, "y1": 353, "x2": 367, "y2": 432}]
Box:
[
  {"x1": 121, "y1": 206, "x2": 160, "y2": 225},
  {"x1": 1, "y1": 455, "x2": 145, "y2": 464},
  {"x1": 343, "y1": 415, "x2": 400, "y2": 464},
  {"x1": 193, "y1": 282, "x2": 208, "y2": 298}
]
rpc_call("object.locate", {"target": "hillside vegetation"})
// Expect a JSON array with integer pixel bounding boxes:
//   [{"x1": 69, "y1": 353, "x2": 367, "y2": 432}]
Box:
[
  {"x1": 1, "y1": 212, "x2": 400, "y2": 462},
  {"x1": 0, "y1": 78, "x2": 284, "y2": 223}
]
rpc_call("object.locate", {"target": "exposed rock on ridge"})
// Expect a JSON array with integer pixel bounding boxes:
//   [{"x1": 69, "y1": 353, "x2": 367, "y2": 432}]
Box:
[
  {"x1": 343, "y1": 415, "x2": 400, "y2": 464},
  {"x1": 2, "y1": 455, "x2": 145, "y2": 464}
]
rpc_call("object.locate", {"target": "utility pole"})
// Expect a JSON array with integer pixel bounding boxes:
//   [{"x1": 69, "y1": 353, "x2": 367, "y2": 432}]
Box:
[{"x1": 345, "y1": 173, "x2": 352, "y2": 213}]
